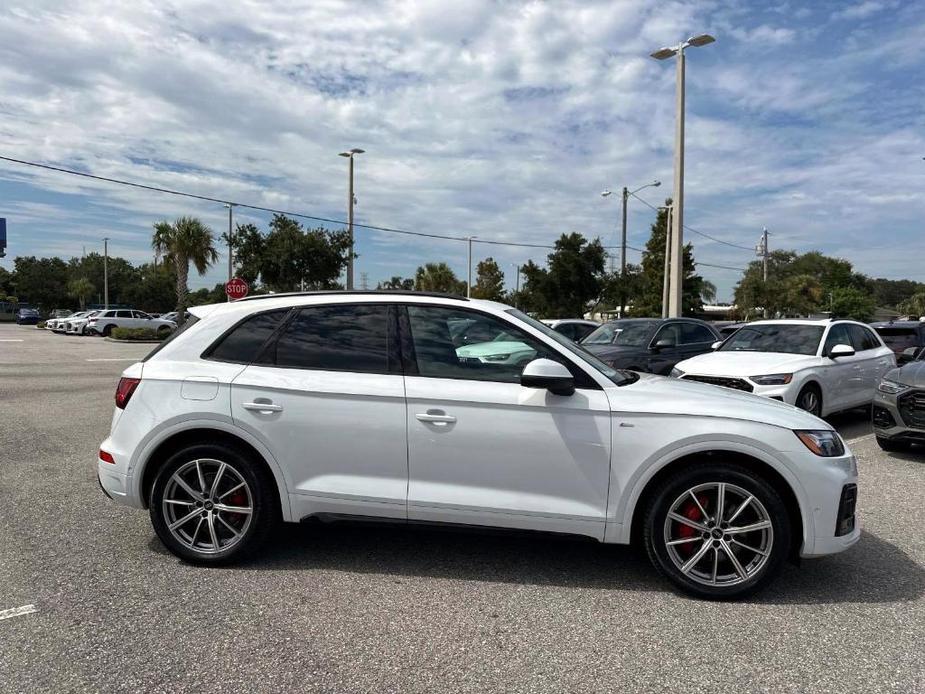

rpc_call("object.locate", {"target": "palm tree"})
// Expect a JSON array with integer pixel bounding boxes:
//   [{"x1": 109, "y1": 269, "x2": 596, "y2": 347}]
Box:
[
  {"x1": 67, "y1": 277, "x2": 95, "y2": 310},
  {"x1": 152, "y1": 217, "x2": 219, "y2": 326},
  {"x1": 414, "y1": 262, "x2": 466, "y2": 294}
]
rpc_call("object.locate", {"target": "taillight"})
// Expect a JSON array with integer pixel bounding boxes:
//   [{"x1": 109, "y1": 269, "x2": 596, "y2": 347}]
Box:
[
  {"x1": 115, "y1": 377, "x2": 141, "y2": 409},
  {"x1": 99, "y1": 449, "x2": 116, "y2": 464}
]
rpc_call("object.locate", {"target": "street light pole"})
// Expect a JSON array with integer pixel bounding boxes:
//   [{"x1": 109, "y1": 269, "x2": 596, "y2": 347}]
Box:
[
  {"x1": 225, "y1": 203, "x2": 234, "y2": 301},
  {"x1": 602, "y1": 180, "x2": 659, "y2": 318},
  {"x1": 661, "y1": 206, "x2": 672, "y2": 318},
  {"x1": 103, "y1": 237, "x2": 110, "y2": 310},
  {"x1": 651, "y1": 34, "x2": 715, "y2": 317},
  {"x1": 466, "y1": 236, "x2": 475, "y2": 298},
  {"x1": 339, "y1": 148, "x2": 365, "y2": 290}
]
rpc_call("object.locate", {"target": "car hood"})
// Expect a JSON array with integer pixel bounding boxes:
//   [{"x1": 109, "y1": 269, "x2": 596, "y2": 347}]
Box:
[
  {"x1": 612, "y1": 373, "x2": 830, "y2": 430},
  {"x1": 887, "y1": 361, "x2": 925, "y2": 389},
  {"x1": 583, "y1": 344, "x2": 646, "y2": 361},
  {"x1": 456, "y1": 341, "x2": 533, "y2": 357},
  {"x1": 675, "y1": 350, "x2": 819, "y2": 377}
]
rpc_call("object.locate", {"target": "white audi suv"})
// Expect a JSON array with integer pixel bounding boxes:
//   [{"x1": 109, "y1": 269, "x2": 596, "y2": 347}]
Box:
[{"x1": 98, "y1": 293, "x2": 860, "y2": 598}]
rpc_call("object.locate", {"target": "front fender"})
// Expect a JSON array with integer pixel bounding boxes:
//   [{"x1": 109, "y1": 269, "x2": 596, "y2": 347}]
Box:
[{"x1": 603, "y1": 421, "x2": 813, "y2": 552}]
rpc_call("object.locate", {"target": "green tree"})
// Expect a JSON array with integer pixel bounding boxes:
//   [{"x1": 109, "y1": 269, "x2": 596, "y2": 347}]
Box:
[
  {"x1": 225, "y1": 222, "x2": 265, "y2": 286},
  {"x1": 471, "y1": 257, "x2": 505, "y2": 301},
  {"x1": 67, "y1": 277, "x2": 95, "y2": 310},
  {"x1": 630, "y1": 202, "x2": 706, "y2": 317},
  {"x1": 152, "y1": 217, "x2": 219, "y2": 326},
  {"x1": 377, "y1": 276, "x2": 415, "y2": 290},
  {"x1": 518, "y1": 233, "x2": 606, "y2": 317},
  {"x1": 67, "y1": 253, "x2": 137, "y2": 306},
  {"x1": 414, "y1": 262, "x2": 466, "y2": 294},
  {"x1": 122, "y1": 262, "x2": 177, "y2": 313},
  {"x1": 12, "y1": 256, "x2": 69, "y2": 312},
  {"x1": 871, "y1": 278, "x2": 925, "y2": 309},
  {"x1": 899, "y1": 292, "x2": 925, "y2": 317}
]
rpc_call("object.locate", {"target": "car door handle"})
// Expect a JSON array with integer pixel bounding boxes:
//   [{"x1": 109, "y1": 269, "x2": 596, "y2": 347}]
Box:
[
  {"x1": 416, "y1": 411, "x2": 456, "y2": 424},
  {"x1": 242, "y1": 401, "x2": 283, "y2": 413}
]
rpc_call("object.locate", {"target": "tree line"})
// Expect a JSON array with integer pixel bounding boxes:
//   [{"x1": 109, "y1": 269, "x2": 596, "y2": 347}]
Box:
[{"x1": 2, "y1": 204, "x2": 923, "y2": 322}]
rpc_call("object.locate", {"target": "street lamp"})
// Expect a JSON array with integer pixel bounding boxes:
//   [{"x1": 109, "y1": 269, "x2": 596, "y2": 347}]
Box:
[
  {"x1": 102, "y1": 237, "x2": 110, "y2": 310},
  {"x1": 650, "y1": 33, "x2": 715, "y2": 316},
  {"x1": 466, "y1": 236, "x2": 478, "y2": 298},
  {"x1": 339, "y1": 148, "x2": 365, "y2": 290},
  {"x1": 601, "y1": 180, "x2": 660, "y2": 317}
]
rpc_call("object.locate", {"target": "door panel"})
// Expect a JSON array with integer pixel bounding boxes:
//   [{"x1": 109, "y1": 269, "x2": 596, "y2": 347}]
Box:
[
  {"x1": 821, "y1": 324, "x2": 863, "y2": 411},
  {"x1": 231, "y1": 366, "x2": 408, "y2": 516}
]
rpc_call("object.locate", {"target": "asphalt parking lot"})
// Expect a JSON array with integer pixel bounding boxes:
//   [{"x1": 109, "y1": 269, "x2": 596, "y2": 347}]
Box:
[{"x1": 1, "y1": 323, "x2": 923, "y2": 693}]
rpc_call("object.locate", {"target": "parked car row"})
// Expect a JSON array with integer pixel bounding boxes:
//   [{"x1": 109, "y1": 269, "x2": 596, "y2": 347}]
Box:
[{"x1": 40, "y1": 309, "x2": 178, "y2": 337}]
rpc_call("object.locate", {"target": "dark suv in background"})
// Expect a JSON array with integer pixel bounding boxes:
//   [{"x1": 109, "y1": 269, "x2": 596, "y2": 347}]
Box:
[
  {"x1": 870, "y1": 321, "x2": 925, "y2": 364},
  {"x1": 580, "y1": 318, "x2": 721, "y2": 375}
]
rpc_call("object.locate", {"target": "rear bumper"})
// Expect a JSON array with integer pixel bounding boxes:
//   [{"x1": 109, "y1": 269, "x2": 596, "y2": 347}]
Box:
[{"x1": 98, "y1": 444, "x2": 144, "y2": 509}]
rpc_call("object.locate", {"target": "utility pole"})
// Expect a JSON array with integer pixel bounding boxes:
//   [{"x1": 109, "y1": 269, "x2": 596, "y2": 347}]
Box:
[
  {"x1": 103, "y1": 237, "x2": 110, "y2": 309},
  {"x1": 339, "y1": 148, "x2": 365, "y2": 290},
  {"x1": 225, "y1": 203, "x2": 234, "y2": 301},
  {"x1": 650, "y1": 34, "x2": 715, "y2": 317},
  {"x1": 661, "y1": 206, "x2": 672, "y2": 318},
  {"x1": 620, "y1": 186, "x2": 628, "y2": 317},
  {"x1": 466, "y1": 236, "x2": 476, "y2": 298},
  {"x1": 757, "y1": 227, "x2": 769, "y2": 317},
  {"x1": 511, "y1": 263, "x2": 521, "y2": 308}
]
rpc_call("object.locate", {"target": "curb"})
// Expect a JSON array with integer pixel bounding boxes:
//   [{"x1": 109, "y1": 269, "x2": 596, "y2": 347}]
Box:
[{"x1": 103, "y1": 337, "x2": 163, "y2": 344}]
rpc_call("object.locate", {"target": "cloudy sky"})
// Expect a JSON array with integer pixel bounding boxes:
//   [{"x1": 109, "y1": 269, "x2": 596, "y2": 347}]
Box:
[{"x1": 1, "y1": 0, "x2": 923, "y2": 300}]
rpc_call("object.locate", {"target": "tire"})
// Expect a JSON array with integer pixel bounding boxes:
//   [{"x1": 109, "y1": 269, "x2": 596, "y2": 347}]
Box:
[
  {"x1": 149, "y1": 442, "x2": 278, "y2": 565},
  {"x1": 156, "y1": 325, "x2": 172, "y2": 338},
  {"x1": 796, "y1": 384, "x2": 822, "y2": 417},
  {"x1": 102, "y1": 324, "x2": 114, "y2": 337},
  {"x1": 643, "y1": 463, "x2": 791, "y2": 600},
  {"x1": 876, "y1": 436, "x2": 910, "y2": 453}
]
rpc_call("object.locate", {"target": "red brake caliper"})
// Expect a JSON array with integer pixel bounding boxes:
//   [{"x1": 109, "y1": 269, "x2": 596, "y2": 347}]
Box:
[
  {"x1": 225, "y1": 491, "x2": 249, "y2": 528},
  {"x1": 676, "y1": 494, "x2": 708, "y2": 556}
]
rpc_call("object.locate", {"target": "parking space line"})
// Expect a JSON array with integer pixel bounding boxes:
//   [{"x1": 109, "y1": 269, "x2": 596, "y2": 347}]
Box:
[
  {"x1": 0, "y1": 604, "x2": 37, "y2": 621},
  {"x1": 0, "y1": 339, "x2": 24, "y2": 342},
  {"x1": 85, "y1": 358, "x2": 140, "y2": 362}
]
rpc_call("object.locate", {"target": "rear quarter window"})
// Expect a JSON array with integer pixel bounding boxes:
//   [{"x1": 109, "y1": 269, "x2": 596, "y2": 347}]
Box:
[{"x1": 205, "y1": 310, "x2": 288, "y2": 364}]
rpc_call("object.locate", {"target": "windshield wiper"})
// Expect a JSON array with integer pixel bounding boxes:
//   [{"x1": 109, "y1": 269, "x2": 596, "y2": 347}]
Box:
[{"x1": 615, "y1": 369, "x2": 639, "y2": 386}]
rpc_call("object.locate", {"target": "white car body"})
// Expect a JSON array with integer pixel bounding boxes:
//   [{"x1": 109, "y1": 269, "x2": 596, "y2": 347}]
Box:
[
  {"x1": 99, "y1": 293, "x2": 859, "y2": 596},
  {"x1": 46, "y1": 312, "x2": 79, "y2": 331},
  {"x1": 673, "y1": 319, "x2": 895, "y2": 416},
  {"x1": 87, "y1": 309, "x2": 177, "y2": 336},
  {"x1": 65, "y1": 310, "x2": 102, "y2": 334}
]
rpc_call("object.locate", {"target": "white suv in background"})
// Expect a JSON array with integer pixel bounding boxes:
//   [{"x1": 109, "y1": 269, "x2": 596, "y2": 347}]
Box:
[
  {"x1": 98, "y1": 293, "x2": 860, "y2": 599},
  {"x1": 672, "y1": 319, "x2": 895, "y2": 416},
  {"x1": 87, "y1": 309, "x2": 177, "y2": 337}
]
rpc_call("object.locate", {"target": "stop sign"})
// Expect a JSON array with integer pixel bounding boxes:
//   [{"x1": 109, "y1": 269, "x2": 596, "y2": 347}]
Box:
[{"x1": 225, "y1": 277, "x2": 249, "y2": 300}]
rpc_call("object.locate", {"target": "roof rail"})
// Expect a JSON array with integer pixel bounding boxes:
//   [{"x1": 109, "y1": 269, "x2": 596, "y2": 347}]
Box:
[{"x1": 236, "y1": 290, "x2": 470, "y2": 302}]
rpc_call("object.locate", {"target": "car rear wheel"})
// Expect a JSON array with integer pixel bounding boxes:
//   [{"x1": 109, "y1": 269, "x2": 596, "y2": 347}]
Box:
[
  {"x1": 796, "y1": 384, "x2": 822, "y2": 417},
  {"x1": 101, "y1": 324, "x2": 114, "y2": 337},
  {"x1": 156, "y1": 325, "x2": 172, "y2": 338},
  {"x1": 643, "y1": 463, "x2": 791, "y2": 599},
  {"x1": 149, "y1": 443, "x2": 277, "y2": 564}
]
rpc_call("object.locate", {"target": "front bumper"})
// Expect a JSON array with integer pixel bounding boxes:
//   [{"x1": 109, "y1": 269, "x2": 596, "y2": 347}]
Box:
[{"x1": 872, "y1": 390, "x2": 925, "y2": 443}]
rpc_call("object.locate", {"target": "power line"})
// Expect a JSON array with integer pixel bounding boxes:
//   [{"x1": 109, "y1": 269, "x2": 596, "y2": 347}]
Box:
[
  {"x1": 629, "y1": 191, "x2": 755, "y2": 252},
  {"x1": 695, "y1": 261, "x2": 747, "y2": 271}
]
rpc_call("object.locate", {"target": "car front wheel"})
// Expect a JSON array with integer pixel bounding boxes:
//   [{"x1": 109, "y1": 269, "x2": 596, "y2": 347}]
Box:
[
  {"x1": 796, "y1": 384, "x2": 822, "y2": 417},
  {"x1": 643, "y1": 463, "x2": 791, "y2": 599},
  {"x1": 149, "y1": 443, "x2": 277, "y2": 564}
]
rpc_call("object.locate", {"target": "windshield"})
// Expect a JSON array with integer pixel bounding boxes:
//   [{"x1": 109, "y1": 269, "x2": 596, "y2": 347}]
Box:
[
  {"x1": 507, "y1": 309, "x2": 636, "y2": 386},
  {"x1": 582, "y1": 320, "x2": 656, "y2": 347},
  {"x1": 720, "y1": 324, "x2": 824, "y2": 355}
]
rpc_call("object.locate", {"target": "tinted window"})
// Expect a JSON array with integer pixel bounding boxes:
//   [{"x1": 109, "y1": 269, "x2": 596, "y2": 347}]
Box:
[
  {"x1": 134, "y1": 311, "x2": 152, "y2": 319},
  {"x1": 584, "y1": 320, "x2": 656, "y2": 346},
  {"x1": 116, "y1": 310, "x2": 132, "y2": 318},
  {"x1": 875, "y1": 327, "x2": 920, "y2": 351},
  {"x1": 573, "y1": 323, "x2": 597, "y2": 341},
  {"x1": 653, "y1": 323, "x2": 682, "y2": 346},
  {"x1": 407, "y1": 306, "x2": 563, "y2": 383},
  {"x1": 722, "y1": 324, "x2": 824, "y2": 356},
  {"x1": 823, "y1": 324, "x2": 852, "y2": 355},
  {"x1": 209, "y1": 310, "x2": 287, "y2": 363},
  {"x1": 554, "y1": 323, "x2": 576, "y2": 340},
  {"x1": 269, "y1": 304, "x2": 389, "y2": 373},
  {"x1": 847, "y1": 325, "x2": 879, "y2": 351},
  {"x1": 680, "y1": 322, "x2": 716, "y2": 344}
]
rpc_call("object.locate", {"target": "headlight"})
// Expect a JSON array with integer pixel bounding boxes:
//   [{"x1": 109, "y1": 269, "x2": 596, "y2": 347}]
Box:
[
  {"x1": 481, "y1": 353, "x2": 510, "y2": 362},
  {"x1": 795, "y1": 430, "x2": 845, "y2": 457},
  {"x1": 670, "y1": 367, "x2": 684, "y2": 378},
  {"x1": 878, "y1": 379, "x2": 908, "y2": 394},
  {"x1": 750, "y1": 373, "x2": 793, "y2": 385}
]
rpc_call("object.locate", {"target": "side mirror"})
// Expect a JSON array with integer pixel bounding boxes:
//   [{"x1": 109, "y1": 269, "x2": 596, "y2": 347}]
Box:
[
  {"x1": 828, "y1": 343, "x2": 855, "y2": 359},
  {"x1": 711, "y1": 340, "x2": 723, "y2": 351},
  {"x1": 521, "y1": 358, "x2": 575, "y2": 396},
  {"x1": 652, "y1": 338, "x2": 675, "y2": 351},
  {"x1": 899, "y1": 347, "x2": 919, "y2": 364}
]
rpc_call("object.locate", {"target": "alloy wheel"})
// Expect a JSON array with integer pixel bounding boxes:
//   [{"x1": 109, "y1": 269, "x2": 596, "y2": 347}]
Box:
[
  {"x1": 663, "y1": 482, "x2": 774, "y2": 588},
  {"x1": 161, "y1": 458, "x2": 253, "y2": 554},
  {"x1": 799, "y1": 389, "x2": 820, "y2": 415}
]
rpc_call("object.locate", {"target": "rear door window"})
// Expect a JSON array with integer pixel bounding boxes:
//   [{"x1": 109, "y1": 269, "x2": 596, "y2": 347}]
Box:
[
  {"x1": 680, "y1": 322, "x2": 716, "y2": 344},
  {"x1": 207, "y1": 310, "x2": 288, "y2": 364},
  {"x1": 266, "y1": 304, "x2": 390, "y2": 374}
]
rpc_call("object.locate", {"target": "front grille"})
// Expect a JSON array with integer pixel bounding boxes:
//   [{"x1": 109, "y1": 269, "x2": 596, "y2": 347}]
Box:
[
  {"x1": 898, "y1": 390, "x2": 925, "y2": 429},
  {"x1": 835, "y1": 484, "x2": 857, "y2": 537},
  {"x1": 682, "y1": 375, "x2": 754, "y2": 393}
]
